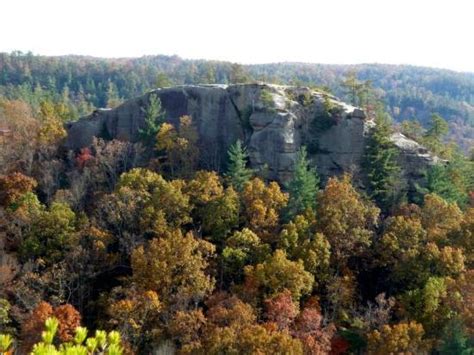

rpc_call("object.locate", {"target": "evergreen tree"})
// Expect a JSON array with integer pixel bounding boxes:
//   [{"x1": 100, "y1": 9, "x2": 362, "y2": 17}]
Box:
[
  {"x1": 417, "y1": 152, "x2": 470, "y2": 207},
  {"x1": 285, "y1": 147, "x2": 319, "y2": 219},
  {"x1": 106, "y1": 80, "x2": 122, "y2": 108},
  {"x1": 422, "y1": 113, "x2": 449, "y2": 157},
  {"x1": 155, "y1": 72, "x2": 172, "y2": 88},
  {"x1": 438, "y1": 318, "x2": 474, "y2": 355},
  {"x1": 364, "y1": 106, "x2": 403, "y2": 212},
  {"x1": 225, "y1": 140, "x2": 253, "y2": 191},
  {"x1": 139, "y1": 93, "x2": 166, "y2": 147}
]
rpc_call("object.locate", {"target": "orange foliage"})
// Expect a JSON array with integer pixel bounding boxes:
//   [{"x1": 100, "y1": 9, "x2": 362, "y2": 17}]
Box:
[
  {"x1": 0, "y1": 172, "x2": 37, "y2": 206},
  {"x1": 19, "y1": 301, "x2": 82, "y2": 352},
  {"x1": 20, "y1": 301, "x2": 53, "y2": 353},
  {"x1": 54, "y1": 304, "x2": 82, "y2": 342}
]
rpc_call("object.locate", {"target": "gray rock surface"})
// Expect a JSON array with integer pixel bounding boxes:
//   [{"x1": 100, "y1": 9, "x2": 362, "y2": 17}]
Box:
[{"x1": 64, "y1": 83, "x2": 437, "y2": 188}]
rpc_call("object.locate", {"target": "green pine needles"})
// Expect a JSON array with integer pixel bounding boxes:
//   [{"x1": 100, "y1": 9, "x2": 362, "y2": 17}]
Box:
[
  {"x1": 225, "y1": 140, "x2": 253, "y2": 191},
  {"x1": 139, "y1": 93, "x2": 166, "y2": 146},
  {"x1": 364, "y1": 109, "x2": 403, "y2": 212},
  {"x1": 285, "y1": 147, "x2": 320, "y2": 219}
]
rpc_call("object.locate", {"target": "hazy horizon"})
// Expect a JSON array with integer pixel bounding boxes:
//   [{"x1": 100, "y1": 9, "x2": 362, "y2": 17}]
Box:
[{"x1": 2, "y1": 0, "x2": 473, "y2": 73}]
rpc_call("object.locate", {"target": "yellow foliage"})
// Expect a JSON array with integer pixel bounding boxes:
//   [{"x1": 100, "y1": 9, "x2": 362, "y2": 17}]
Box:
[
  {"x1": 367, "y1": 321, "x2": 427, "y2": 355},
  {"x1": 241, "y1": 178, "x2": 288, "y2": 241}
]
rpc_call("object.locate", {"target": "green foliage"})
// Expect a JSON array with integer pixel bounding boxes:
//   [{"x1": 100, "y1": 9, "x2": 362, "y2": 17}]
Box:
[
  {"x1": 29, "y1": 317, "x2": 123, "y2": 355},
  {"x1": 20, "y1": 202, "x2": 78, "y2": 263},
  {"x1": 284, "y1": 147, "x2": 319, "y2": 220},
  {"x1": 439, "y1": 318, "x2": 474, "y2": 355},
  {"x1": 401, "y1": 119, "x2": 424, "y2": 141},
  {"x1": 0, "y1": 53, "x2": 472, "y2": 150},
  {"x1": 222, "y1": 228, "x2": 270, "y2": 282},
  {"x1": 244, "y1": 249, "x2": 314, "y2": 300},
  {"x1": 422, "y1": 113, "x2": 450, "y2": 156},
  {"x1": 225, "y1": 140, "x2": 253, "y2": 191},
  {"x1": 0, "y1": 299, "x2": 11, "y2": 331},
  {"x1": 0, "y1": 333, "x2": 13, "y2": 354},
  {"x1": 155, "y1": 72, "x2": 172, "y2": 88},
  {"x1": 364, "y1": 107, "x2": 403, "y2": 211},
  {"x1": 419, "y1": 163, "x2": 468, "y2": 206},
  {"x1": 139, "y1": 93, "x2": 166, "y2": 146}
]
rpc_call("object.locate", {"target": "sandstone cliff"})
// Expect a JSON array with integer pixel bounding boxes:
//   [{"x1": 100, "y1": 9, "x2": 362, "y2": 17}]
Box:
[{"x1": 64, "y1": 83, "x2": 439, "y2": 190}]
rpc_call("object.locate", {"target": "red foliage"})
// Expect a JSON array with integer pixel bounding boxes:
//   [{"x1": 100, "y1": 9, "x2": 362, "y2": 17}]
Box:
[
  {"x1": 264, "y1": 289, "x2": 298, "y2": 330},
  {"x1": 330, "y1": 335, "x2": 350, "y2": 355},
  {"x1": 75, "y1": 147, "x2": 93, "y2": 169},
  {"x1": 292, "y1": 301, "x2": 335, "y2": 355}
]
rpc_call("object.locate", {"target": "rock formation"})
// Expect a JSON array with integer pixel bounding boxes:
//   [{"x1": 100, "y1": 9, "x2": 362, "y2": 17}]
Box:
[{"x1": 64, "y1": 83, "x2": 439, "y2": 190}]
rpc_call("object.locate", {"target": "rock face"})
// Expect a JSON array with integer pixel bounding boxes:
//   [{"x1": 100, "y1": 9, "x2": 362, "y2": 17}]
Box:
[{"x1": 64, "y1": 83, "x2": 437, "y2": 189}]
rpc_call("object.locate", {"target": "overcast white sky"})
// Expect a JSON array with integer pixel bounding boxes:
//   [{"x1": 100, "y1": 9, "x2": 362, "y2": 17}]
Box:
[{"x1": 1, "y1": 0, "x2": 473, "y2": 72}]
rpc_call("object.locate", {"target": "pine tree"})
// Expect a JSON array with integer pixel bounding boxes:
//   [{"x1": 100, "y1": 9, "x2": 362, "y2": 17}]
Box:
[
  {"x1": 422, "y1": 113, "x2": 449, "y2": 157},
  {"x1": 417, "y1": 153, "x2": 469, "y2": 207},
  {"x1": 225, "y1": 140, "x2": 253, "y2": 191},
  {"x1": 439, "y1": 318, "x2": 474, "y2": 354},
  {"x1": 364, "y1": 106, "x2": 403, "y2": 212},
  {"x1": 285, "y1": 147, "x2": 319, "y2": 219},
  {"x1": 139, "y1": 93, "x2": 166, "y2": 147}
]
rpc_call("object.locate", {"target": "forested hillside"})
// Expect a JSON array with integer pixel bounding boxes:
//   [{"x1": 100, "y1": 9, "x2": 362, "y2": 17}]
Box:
[
  {"x1": 0, "y1": 52, "x2": 473, "y2": 354},
  {"x1": 1, "y1": 52, "x2": 473, "y2": 150}
]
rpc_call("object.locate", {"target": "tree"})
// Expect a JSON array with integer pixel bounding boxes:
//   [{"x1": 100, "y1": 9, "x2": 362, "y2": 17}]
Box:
[
  {"x1": 229, "y1": 63, "x2": 251, "y2": 84},
  {"x1": 316, "y1": 175, "x2": 379, "y2": 266},
  {"x1": 168, "y1": 309, "x2": 206, "y2": 353},
  {"x1": 278, "y1": 214, "x2": 331, "y2": 284},
  {"x1": 292, "y1": 301, "x2": 335, "y2": 354},
  {"x1": 155, "y1": 72, "x2": 172, "y2": 88},
  {"x1": 200, "y1": 186, "x2": 240, "y2": 242},
  {"x1": 364, "y1": 108, "x2": 403, "y2": 212},
  {"x1": 418, "y1": 151, "x2": 470, "y2": 207},
  {"x1": 0, "y1": 172, "x2": 37, "y2": 207},
  {"x1": 366, "y1": 321, "x2": 427, "y2": 355},
  {"x1": 439, "y1": 318, "x2": 474, "y2": 355},
  {"x1": 420, "y1": 193, "x2": 462, "y2": 243},
  {"x1": 264, "y1": 289, "x2": 299, "y2": 331},
  {"x1": 423, "y1": 113, "x2": 449, "y2": 156},
  {"x1": 284, "y1": 147, "x2": 319, "y2": 220},
  {"x1": 202, "y1": 292, "x2": 303, "y2": 354},
  {"x1": 420, "y1": 164, "x2": 467, "y2": 206},
  {"x1": 225, "y1": 139, "x2": 253, "y2": 191},
  {"x1": 38, "y1": 101, "x2": 67, "y2": 145},
  {"x1": 103, "y1": 168, "x2": 192, "y2": 240},
  {"x1": 29, "y1": 317, "x2": 123, "y2": 355},
  {"x1": 244, "y1": 249, "x2": 314, "y2": 301},
  {"x1": 139, "y1": 93, "x2": 166, "y2": 147},
  {"x1": 156, "y1": 115, "x2": 199, "y2": 178},
  {"x1": 401, "y1": 119, "x2": 424, "y2": 141},
  {"x1": 20, "y1": 302, "x2": 81, "y2": 353},
  {"x1": 131, "y1": 230, "x2": 215, "y2": 310},
  {"x1": 20, "y1": 202, "x2": 78, "y2": 264},
  {"x1": 106, "y1": 80, "x2": 122, "y2": 108},
  {"x1": 107, "y1": 289, "x2": 162, "y2": 351},
  {"x1": 241, "y1": 178, "x2": 288, "y2": 241},
  {"x1": 222, "y1": 228, "x2": 270, "y2": 283}
]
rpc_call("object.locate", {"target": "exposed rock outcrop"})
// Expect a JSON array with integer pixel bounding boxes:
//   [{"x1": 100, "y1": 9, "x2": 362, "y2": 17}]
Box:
[{"x1": 64, "y1": 83, "x2": 437, "y2": 190}]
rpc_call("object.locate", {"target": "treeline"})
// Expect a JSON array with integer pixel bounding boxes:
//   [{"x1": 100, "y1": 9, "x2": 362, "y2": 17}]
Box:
[
  {"x1": 0, "y1": 93, "x2": 473, "y2": 353},
  {"x1": 0, "y1": 51, "x2": 473, "y2": 150}
]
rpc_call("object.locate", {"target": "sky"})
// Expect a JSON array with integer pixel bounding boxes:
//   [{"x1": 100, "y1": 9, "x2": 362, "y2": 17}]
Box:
[{"x1": 1, "y1": 0, "x2": 473, "y2": 72}]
